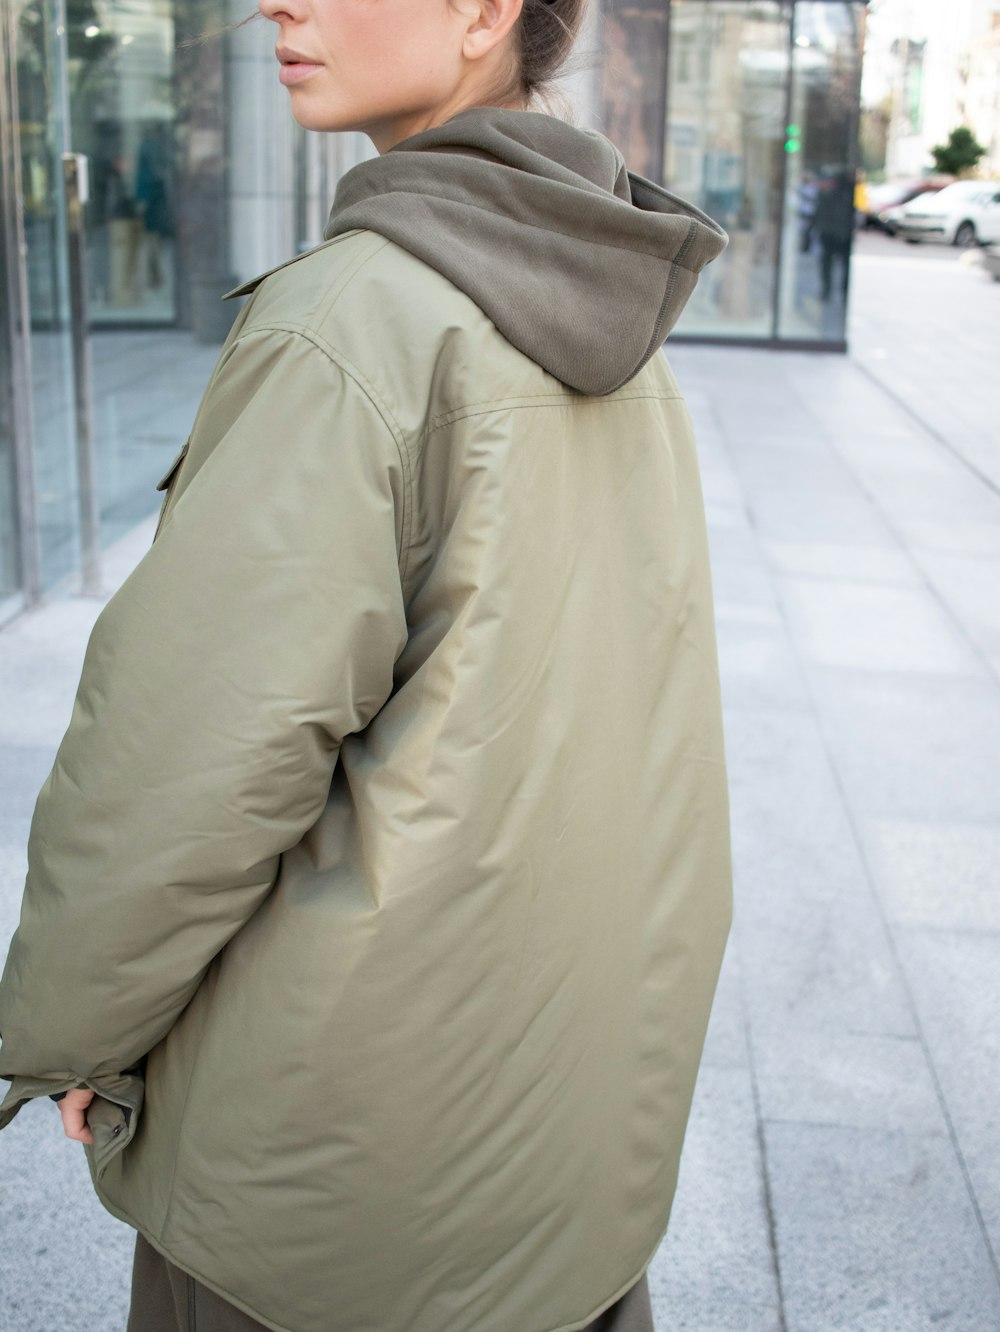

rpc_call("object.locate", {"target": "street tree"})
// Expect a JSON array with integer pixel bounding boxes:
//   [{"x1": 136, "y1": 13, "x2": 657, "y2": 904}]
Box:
[{"x1": 930, "y1": 127, "x2": 987, "y2": 177}]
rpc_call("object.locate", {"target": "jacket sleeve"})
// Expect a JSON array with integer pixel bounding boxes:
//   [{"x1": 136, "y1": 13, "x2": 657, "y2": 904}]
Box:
[{"x1": 0, "y1": 327, "x2": 409, "y2": 1132}]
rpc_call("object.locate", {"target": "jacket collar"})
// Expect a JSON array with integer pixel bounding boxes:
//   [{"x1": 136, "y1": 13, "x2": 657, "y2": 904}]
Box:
[{"x1": 222, "y1": 231, "x2": 363, "y2": 300}]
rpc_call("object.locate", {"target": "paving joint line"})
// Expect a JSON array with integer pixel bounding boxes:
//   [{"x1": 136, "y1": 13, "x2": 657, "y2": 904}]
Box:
[
  {"x1": 830, "y1": 368, "x2": 1000, "y2": 688},
  {"x1": 742, "y1": 1013, "x2": 790, "y2": 1332},
  {"x1": 850, "y1": 356, "x2": 1000, "y2": 501},
  {"x1": 706, "y1": 393, "x2": 788, "y2": 1331},
  {"x1": 732, "y1": 923, "x2": 789, "y2": 1332}
]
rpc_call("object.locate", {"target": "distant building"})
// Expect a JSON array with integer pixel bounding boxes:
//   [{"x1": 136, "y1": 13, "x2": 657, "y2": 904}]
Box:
[
  {"x1": 963, "y1": 13, "x2": 1000, "y2": 174},
  {"x1": 876, "y1": 0, "x2": 1000, "y2": 178}
]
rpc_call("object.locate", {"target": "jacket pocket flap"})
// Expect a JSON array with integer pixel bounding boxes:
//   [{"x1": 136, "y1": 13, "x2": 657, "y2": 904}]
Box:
[
  {"x1": 155, "y1": 440, "x2": 190, "y2": 492},
  {"x1": 84, "y1": 1087, "x2": 144, "y2": 1182}
]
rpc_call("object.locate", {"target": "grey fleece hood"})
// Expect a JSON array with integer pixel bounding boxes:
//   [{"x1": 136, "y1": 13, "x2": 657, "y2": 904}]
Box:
[{"x1": 325, "y1": 107, "x2": 728, "y2": 396}]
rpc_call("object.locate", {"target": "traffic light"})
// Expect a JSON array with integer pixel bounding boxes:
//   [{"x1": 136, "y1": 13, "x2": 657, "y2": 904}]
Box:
[{"x1": 785, "y1": 124, "x2": 802, "y2": 153}]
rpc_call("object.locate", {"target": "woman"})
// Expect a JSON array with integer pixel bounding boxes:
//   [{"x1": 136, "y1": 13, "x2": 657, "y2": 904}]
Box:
[{"x1": 0, "y1": 1, "x2": 732, "y2": 1329}]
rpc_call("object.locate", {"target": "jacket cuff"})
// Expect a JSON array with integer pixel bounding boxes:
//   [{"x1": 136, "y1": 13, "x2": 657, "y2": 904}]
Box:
[
  {"x1": 1, "y1": 1074, "x2": 82, "y2": 1129},
  {"x1": 1, "y1": 1065, "x2": 145, "y2": 1132}
]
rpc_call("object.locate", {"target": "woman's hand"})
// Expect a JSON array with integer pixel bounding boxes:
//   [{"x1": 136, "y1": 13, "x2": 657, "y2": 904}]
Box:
[{"x1": 58, "y1": 1087, "x2": 96, "y2": 1145}]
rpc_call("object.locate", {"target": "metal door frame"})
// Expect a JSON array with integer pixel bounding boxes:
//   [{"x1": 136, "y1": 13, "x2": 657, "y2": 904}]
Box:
[{"x1": 0, "y1": 0, "x2": 42, "y2": 610}]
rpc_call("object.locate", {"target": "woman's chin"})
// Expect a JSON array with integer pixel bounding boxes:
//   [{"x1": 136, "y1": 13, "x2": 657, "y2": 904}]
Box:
[{"x1": 286, "y1": 99, "x2": 368, "y2": 137}]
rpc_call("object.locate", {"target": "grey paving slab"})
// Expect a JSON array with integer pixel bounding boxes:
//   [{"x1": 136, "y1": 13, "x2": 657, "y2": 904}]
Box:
[
  {"x1": 712, "y1": 549, "x2": 780, "y2": 613},
  {"x1": 722, "y1": 444, "x2": 895, "y2": 548},
  {"x1": 763, "y1": 539, "x2": 918, "y2": 585},
  {"x1": 650, "y1": 1065, "x2": 782, "y2": 1332},
  {"x1": 830, "y1": 429, "x2": 989, "y2": 500},
  {"x1": 832, "y1": 435, "x2": 1000, "y2": 537},
  {"x1": 753, "y1": 1030, "x2": 944, "y2": 1134},
  {"x1": 895, "y1": 927, "x2": 1000, "y2": 1262},
  {"x1": 704, "y1": 471, "x2": 815, "y2": 713},
  {"x1": 892, "y1": 514, "x2": 1000, "y2": 558},
  {"x1": 862, "y1": 818, "x2": 1000, "y2": 933},
  {"x1": 698, "y1": 456, "x2": 748, "y2": 516},
  {"x1": 0, "y1": 843, "x2": 29, "y2": 947},
  {"x1": 848, "y1": 233, "x2": 1000, "y2": 491},
  {"x1": 0, "y1": 599, "x2": 102, "y2": 748},
  {"x1": 805, "y1": 667, "x2": 1000, "y2": 824},
  {"x1": 908, "y1": 549, "x2": 1000, "y2": 678},
  {"x1": 716, "y1": 610, "x2": 809, "y2": 714},
  {"x1": 765, "y1": 1121, "x2": 1000, "y2": 1332},
  {"x1": 723, "y1": 706, "x2": 882, "y2": 907},
  {"x1": 723, "y1": 700, "x2": 917, "y2": 1036},
  {"x1": 776, "y1": 575, "x2": 985, "y2": 677},
  {"x1": 737, "y1": 887, "x2": 915, "y2": 1041},
  {"x1": 0, "y1": 745, "x2": 54, "y2": 823},
  {"x1": 704, "y1": 516, "x2": 764, "y2": 571},
  {"x1": 696, "y1": 944, "x2": 747, "y2": 1073}
]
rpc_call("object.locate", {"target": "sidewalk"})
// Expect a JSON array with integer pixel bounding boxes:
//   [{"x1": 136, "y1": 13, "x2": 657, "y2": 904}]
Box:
[
  {"x1": 652, "y1": 332, "x2": 1000, "y2": 1330},
  {"x1": 2, "y1": 273, "x2": 999, "y2": 1328}
]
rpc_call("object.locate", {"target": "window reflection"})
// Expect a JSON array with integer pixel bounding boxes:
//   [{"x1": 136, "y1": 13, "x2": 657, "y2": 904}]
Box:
[
  {"x1": 778, "y1": 2, "x2": 865, "y2": 340},
  {"x1": 599, "y1": 0, "x2": 668, "y2": 183},
  {"x1": 16, "y1": 0, "x2": 79, "y2": 590},
  {"x1": 664, "y1": 1, "x2": 788, "y2": 338},
  {"x1": 648, "y1": 0, "x2": 865, "y2": 344},
  {"x1": 69, "y1": 1, "x2": 177, "y2": 323}
]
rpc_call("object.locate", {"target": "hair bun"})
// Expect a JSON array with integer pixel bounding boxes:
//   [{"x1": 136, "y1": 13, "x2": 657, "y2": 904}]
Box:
[{"x1": 517, "y1": 0, "x2": 586, "y2": 99}]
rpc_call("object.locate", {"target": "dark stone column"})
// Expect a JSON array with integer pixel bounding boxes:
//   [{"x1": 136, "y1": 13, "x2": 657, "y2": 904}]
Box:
[
  {"x1": 598, "y1": 0, "x2": 671, "y2": 184},
  {"x1": 173, "y1": 0, "x2": 238, "y2": 343}
]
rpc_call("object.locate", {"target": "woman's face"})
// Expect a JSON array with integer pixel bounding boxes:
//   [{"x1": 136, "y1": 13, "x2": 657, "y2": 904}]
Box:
[{"x1": 257, "y1": 0, "x2": 519, "y2": 153}]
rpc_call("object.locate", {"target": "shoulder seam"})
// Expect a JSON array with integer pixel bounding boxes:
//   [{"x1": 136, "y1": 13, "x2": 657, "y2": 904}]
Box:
[
  {"x1": 225, "y1": 323, "x2": 414, "y2": 582},
  {"x1": 312, "y1": 234, "x2": 393, "y2": 328},
  {"x1": 427, "y1": 389, "x2": 683, "y2": 437}
]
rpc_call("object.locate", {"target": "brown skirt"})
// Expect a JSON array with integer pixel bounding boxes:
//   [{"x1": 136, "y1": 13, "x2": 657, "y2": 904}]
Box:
[{"x1": 127, "y1": 1230, "x2": 655, "y2": 1332}]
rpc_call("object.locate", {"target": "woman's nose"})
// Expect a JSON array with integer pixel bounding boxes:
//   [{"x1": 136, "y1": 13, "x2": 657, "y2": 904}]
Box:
[{"x1": 258, "y1": 0, "x2": 298, "y2": 23}]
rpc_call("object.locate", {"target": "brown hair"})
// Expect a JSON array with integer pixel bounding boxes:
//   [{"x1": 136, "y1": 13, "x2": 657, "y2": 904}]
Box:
[{"x1": 512, "y1": 0, "x2": 588, "y2": 103}]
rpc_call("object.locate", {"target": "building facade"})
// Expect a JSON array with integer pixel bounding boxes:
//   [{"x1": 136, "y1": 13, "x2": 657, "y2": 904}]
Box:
[
  {"x1": 871, "y1": 0, "x2": 1000, "y2": 179},
  {"x1": 963, "y1": 12, "x2": 1000, "y2": 175},
  {"x1": 0, "y1": 0, "x2": 866, "y2": 613}
]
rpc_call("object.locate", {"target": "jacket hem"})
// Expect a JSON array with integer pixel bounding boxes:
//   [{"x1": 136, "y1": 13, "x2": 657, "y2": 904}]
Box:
[
  {"x1": 92, "y1": 1183, "x2": 296, "y2": 1332},
  {"x1": 95, "y1": 1176, "x2": 664, "y2": 1332}
]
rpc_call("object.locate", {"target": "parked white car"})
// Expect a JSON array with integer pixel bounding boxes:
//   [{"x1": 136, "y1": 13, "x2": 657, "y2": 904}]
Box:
[
  {"x1": 896, "y1": 180, "x2": 1000, "y2": 246},
  {"x1": 880, "y1": 191, "x2": 937, "y2": 236}
]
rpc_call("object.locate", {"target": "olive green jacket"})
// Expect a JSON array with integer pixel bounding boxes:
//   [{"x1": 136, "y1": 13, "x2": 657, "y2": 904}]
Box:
[{"x1": 0, "y1": 110, "x2": 731, "y2": 1332}]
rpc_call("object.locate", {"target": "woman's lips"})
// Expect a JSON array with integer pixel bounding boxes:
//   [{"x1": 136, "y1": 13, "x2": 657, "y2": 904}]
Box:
[{"x1": 279, "y1": 61, "x2": 323, "y2": 86}]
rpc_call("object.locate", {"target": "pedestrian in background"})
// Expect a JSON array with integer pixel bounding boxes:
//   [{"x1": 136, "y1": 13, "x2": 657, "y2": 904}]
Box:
[{"x1": 0, "y1": 0, "x2": 732, "y2": 1328}]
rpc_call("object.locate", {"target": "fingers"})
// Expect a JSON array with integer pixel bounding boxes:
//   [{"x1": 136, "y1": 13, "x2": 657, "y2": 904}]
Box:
[{"x1": 59, "y1": 1088, "x2": 96, "y2": 1145}]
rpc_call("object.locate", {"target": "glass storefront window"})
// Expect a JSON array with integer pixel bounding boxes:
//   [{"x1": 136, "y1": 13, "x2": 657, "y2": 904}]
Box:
[
  {"x1": 629, "y1": 0, "x2": 867, "y2": 346},
  {"x1": 600, "y1": 0, "x2": 669, "y2": 183},
  {"x1": 16, "y1": 0, "x2": 80, "y2": 591},
  {"x1": 68, "y1": 0, "x2": 177, "y2": 325},
  {"x1": 0, "y1": 4, "x2": 26, "y2": 607},
  {"x1": 777, "y1": 1, "x2": 866, "y2": 340},
  {"x1": 0, "y1": 251, "x2": 22, "y2": 604},
  {"x1": 73, "y1": 0, "x2": 224, "y2": 548},
  {"x1": 664, "y1": 0, "x2": 790, "y2": 339}
]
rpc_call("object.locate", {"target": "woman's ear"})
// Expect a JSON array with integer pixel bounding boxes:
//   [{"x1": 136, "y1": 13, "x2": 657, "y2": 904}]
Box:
[{"x1": 453, "y1": 0, "x2": 524, "y2": 62}]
